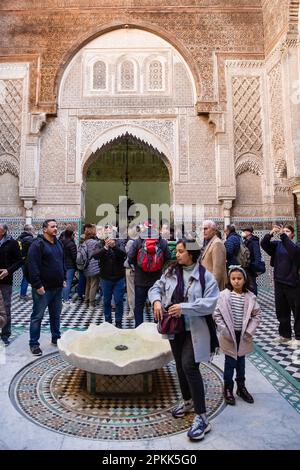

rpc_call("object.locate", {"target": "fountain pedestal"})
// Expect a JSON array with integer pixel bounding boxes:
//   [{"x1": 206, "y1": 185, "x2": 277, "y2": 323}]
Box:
[
  {"x1": 58, "y1": 322, "x2": 173, "y2": 397},
  {"x1": 86, "y1": 371, "x2": 154, "y2": 395}
]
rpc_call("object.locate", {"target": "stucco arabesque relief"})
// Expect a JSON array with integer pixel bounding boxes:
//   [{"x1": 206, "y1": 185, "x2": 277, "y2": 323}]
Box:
[
  {"x1": 6, "y1": 7, "x2": 263, "y2": 108},
  {"x1": 79, "y1": 119, "x2": 175, "y2": 163}
]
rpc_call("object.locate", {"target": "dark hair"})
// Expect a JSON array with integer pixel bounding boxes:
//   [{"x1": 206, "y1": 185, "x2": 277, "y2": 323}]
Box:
[
  {"x1": 166, "y1": 239, "x2": 201, "y2": 277},
  {"x1": 64, "y1": 229, "x2": 74, "y2": 239},
  {"x1": 176, "y1": 239, "x2": 201, "y2": 263},
  {"x1": 83, "y1": 223, "x2": 93, "y2": 231},
  {"x1": 42, "y1": 219, "x2": 57, "y2": 229},
  {"x1": 0, "y1": 223, "x2": 8, "y2": 232},
  {"x1": 226, "y1": 268, "x2": 248, "y2": 293},
  {"x1": 283, "y1": 224, "x2": 294, "y2": 234},
  {"x1": 226, "y1": 224, "x2": 236, "y2": 234},
  {"x1": 215, "y1": 229, "x2": 222, "y2": 240},
  {"x1": 84, "y1": 224, "x2": 96, "y2": 239},
  {"x1": 59, "y1": 230, "x2": 65, "y2": 241}
]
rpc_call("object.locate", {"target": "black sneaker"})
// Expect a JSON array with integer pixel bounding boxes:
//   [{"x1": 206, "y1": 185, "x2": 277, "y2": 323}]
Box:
[
  {"x1": 51, "y1": 338, "x2": 60, "y2": 346},
  {"x1": 115, "y1": 321, "x2": 122, "y2": 329},
  {"x1": 30, "y1": 345, "x2": 43, "y2": 356}
]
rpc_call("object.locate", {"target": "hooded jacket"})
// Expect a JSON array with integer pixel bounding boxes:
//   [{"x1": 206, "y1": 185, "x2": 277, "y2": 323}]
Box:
[
  {"x1": 0, "y1": 234, "x2": 23, "y2": 285},
  {"x1": 27, "y1": 235, "x2": 66, "y2": 289},
  {"x1": 261, "y1": 233, "x2": 300, "y2": 287}
]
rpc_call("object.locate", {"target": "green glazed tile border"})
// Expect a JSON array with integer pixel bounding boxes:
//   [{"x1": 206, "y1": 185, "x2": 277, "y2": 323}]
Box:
[{"x1": 249, "y1": 345, "x2": 300, "y2": 413}]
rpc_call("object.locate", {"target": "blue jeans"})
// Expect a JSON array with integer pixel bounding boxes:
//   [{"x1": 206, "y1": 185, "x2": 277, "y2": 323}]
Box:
[
  {"x1": 20, "y1": 266, "x2": 29, "y2": 297},
  {"x1": 30, "y1": 288, "x2": 62, "y2": 347},
  {"x1": 134, "y1": 285, "x2": 151, "y2": 327},
  {"x1": 77, "y1": 271, "x2": 86, "y2": 298},
  {"x1": 63, "y1": 268, "x2": 76, "y2": 301},
  {"x1": 101, "y1": 278, "x2": 125, "y2": 323},
  {"x1": 223, "y1": 331, "x2": 245, "y2": 386}
]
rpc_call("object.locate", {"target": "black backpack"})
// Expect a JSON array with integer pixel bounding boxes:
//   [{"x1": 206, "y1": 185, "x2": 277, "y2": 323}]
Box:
[
  {"x1": 23, "y1": 239, "x2": 44, "y2": 284},
  {"x1": 17, "y1": 235, "x2": 33, "y2": 261}
]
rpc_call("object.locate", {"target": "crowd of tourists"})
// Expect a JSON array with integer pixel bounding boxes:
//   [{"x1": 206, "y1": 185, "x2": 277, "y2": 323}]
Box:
[{"x1": 0, "y1": 218, "x2": 299, "y2": 442}]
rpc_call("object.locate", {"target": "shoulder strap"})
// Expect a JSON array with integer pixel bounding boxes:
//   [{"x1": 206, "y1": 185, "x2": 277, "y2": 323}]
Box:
[{"x1": 199, "y1": 264, "x2": 206, "y2": 297}]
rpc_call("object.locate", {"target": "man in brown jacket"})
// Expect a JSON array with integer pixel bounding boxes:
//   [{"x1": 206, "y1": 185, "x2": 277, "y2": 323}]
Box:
[{"x1": 200, "y1": 220, "x2": 227, "y2": 290}]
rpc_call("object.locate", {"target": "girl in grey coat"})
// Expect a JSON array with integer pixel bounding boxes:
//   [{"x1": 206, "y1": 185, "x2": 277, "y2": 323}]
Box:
[{"x1": 148, "y1": 239, "x2": 219, "y2": 442}]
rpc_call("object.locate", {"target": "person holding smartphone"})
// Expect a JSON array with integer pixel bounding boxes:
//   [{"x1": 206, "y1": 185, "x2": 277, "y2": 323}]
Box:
[{"x1": 261, "y1": 224, "x2": 300, "y2": 346}]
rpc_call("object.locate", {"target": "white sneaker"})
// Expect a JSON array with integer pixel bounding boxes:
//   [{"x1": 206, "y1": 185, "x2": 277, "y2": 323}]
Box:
[
  {"x1": 291, "y1": 339, "x2": 300, "y2": 348},
  {"x1": 275, "y1": 336, "x2": 292, "y2": 345},
  {"x1": 171, "y1": 399, "x2": 194, "y2": 418}
]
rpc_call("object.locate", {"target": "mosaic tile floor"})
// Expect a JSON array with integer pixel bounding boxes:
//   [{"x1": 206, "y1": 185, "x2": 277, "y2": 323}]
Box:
[
  {"x1": 10, "y1": 289, "x2": 300, "y2": 383},
  {"x1": 9, "y1": 352, "x2": 224, "y2": 440},
  {"x1": 254, "y1": 290, "x2": 300, "y2": 383}
]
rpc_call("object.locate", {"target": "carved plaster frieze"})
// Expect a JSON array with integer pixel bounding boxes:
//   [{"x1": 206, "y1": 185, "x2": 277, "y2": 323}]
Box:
[
  {"x1": 274, "y1": 184, "x2": 292, "y2": 195},
  {"x1": 225, "y1": 60, "x2": 264, "y2": 69},
  {"x1": 196, "y1": 101, "x2": 220, "y2": 114},
  {"x1": 77, "y1": 108, "x2": 178, "y2": 117},
  {"x1": 265, "y1": 33, "x2": 300, "y2": 67},
  {"x1": 80, "y1": 119, "x2": 175, "y2": 158}
]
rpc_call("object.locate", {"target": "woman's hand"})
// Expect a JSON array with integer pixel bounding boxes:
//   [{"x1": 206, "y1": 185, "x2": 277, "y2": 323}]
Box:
[
  {"x1": 168, "y1": 304, "x2": 182, "y2": 318},
  {"x1": 153, "y1": 301, "x2": 163, "y2": 321}
]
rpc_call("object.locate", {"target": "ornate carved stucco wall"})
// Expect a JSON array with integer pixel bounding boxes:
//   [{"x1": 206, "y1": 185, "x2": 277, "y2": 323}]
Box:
[
  {"x1": 262, "y1": 0, "x2": 300, "y2": 230},
  {"x1": 0, "y1": 63, "x2": 29, "y2": 217},
  {"x1": 0, "y1": 0, "x2": 299, "y2": 228}
]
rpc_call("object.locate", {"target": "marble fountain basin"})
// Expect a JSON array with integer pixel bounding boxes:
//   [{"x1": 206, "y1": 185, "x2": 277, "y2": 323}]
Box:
[{"x1": 58, "y1": 322, "x2": 173, "y2": 376}]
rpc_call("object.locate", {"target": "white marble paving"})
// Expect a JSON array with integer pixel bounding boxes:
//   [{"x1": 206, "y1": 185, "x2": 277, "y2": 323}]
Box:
[{"x1": 0, "y1": 333, "x2": 299, "y2": 450}]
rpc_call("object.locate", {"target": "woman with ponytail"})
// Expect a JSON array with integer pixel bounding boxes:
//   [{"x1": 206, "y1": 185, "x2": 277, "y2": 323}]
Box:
[{"x1": 148, "y1": 239, "x2": 219, "y2": 442}]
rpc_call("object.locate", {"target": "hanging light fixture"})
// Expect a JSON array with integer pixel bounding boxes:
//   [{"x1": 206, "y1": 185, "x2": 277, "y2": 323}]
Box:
[
  {"x1": 122, "y1": 135, "x2": 130, "y2": 198},
  {"x1": 117, "y1": 134, "x2": 135, "y2": 226}
]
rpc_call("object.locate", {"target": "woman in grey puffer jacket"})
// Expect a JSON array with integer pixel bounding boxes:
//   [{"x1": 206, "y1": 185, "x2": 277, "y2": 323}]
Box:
[{"x1": 83, "y1": 225, "x2": 100, "y2": 307}]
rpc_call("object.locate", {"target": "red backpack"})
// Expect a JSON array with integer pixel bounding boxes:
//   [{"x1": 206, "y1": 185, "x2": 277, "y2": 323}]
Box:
[{"x1": 137, "y1": 238, "x2": 164, "y2": 272}]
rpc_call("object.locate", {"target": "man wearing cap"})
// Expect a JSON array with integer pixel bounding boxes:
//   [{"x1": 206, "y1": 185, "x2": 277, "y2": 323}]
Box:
[{"x1": 241, "y1": 226, "x2": 265, "y2": 296}]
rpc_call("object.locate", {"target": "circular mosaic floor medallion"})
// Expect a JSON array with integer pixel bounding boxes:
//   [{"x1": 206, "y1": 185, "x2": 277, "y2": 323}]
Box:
[{"x1": 9, "y1": 353, "x2": 225, "y2": 440}]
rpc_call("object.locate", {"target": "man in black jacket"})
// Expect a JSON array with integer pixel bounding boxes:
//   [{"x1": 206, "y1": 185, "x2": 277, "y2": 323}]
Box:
[
  {"x1": 0, "y1": 223, "x2": 23, "y2": 345},
  {"x1": 93, "y1": 225, "x2": 126, "y2": 328},
  {"x1": 27, "y1": 219, "x2": 66, "y2": 356}
]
